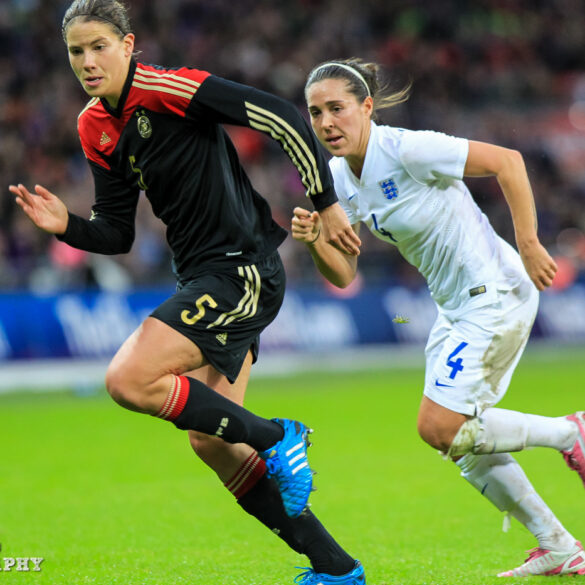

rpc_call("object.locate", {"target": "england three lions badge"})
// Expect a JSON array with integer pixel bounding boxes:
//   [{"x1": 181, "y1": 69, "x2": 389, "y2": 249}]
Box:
[{"x1": 379, "y1": 177, "x2": 398, "y2": 200}]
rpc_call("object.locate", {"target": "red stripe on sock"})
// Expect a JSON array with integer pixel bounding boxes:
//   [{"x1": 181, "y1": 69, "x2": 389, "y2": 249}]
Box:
[
  {"x1": 226, "y1": 453, "x2": 256, "y2": 491},
  {"x1": 224, "y1": 453, "x2": 266, "y2": 499},
  {"x1": 156, "y1": 375, "x2": 190, "y2": 420}
]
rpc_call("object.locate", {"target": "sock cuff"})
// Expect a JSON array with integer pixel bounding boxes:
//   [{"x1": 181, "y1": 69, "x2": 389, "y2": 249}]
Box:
[
  {"x1": 156, "y1": 375, "x2": 190, "y2": 421},
  {"x1": 225, "y1": 452, "x2": 266, "y2": 499},
  {"x1": 456, "y1": 452, "x2": 479, "y2": 474}
]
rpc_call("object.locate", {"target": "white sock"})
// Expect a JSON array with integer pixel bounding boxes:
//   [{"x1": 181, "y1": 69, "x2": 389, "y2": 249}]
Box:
[
  {"x1": 457, "y1": 452, "x2": 575, "y2": 551},
  {"x1": 473, "y1": 408, "x2": 577, "y2": 454}
]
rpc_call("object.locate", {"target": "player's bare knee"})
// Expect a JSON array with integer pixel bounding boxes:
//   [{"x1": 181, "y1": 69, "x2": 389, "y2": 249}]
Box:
[
  {"x1": 417, "y1": 420, "x2": 453, "y2": 452},
  {"x1": 105, "y1": 366, "x2": 144, "y2": 411},
  {"x1": 417, "y1": 414, "x2": 442, "y2": 449}
]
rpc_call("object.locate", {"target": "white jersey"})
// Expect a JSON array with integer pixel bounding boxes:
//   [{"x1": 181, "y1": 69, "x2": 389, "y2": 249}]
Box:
[{"x1": 329, "y1": 122, "x2": 529, "y2": 315}]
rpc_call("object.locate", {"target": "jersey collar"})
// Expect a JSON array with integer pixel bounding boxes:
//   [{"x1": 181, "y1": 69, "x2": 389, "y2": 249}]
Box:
[{"x1": 100, "y1": 58, "x2": 137, "y2": 118}]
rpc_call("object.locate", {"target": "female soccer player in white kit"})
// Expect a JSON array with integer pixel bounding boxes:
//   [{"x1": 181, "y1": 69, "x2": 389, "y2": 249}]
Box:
[{"x1": 292, "y1": 58, "x2": 585, "y2": 578}]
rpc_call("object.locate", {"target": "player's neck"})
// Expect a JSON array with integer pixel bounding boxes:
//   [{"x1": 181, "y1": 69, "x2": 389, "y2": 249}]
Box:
[{"x1": 346, "y1": 155, "x2": 365, "y2": 179}]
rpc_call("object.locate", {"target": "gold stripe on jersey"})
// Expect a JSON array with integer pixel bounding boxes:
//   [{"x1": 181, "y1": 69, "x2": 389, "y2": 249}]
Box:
[
  {"x1": 135, "y1": 68, "x2": 202, "y2": 90},
  {"x1": 132, "y1": 80, "x2": 194, "y2": 100},
  {"x1": 78, "y1": 97, "x2": 100, "y2": 120},
  {"x1": 249, "y1": 113, "x2": 318, "y2": 195},
  {"x1": 133, "y1": 69, "x2": 200, "y2": 100},
  {"x1": 245, "y1": 102, "x2": 322, "y2": 196},
  {"x1": 134, "y1": 73, "x2": 199, "y2": 97},
  {"x1": 207, "y1": 265, "x2": 261, "y2": 329}
]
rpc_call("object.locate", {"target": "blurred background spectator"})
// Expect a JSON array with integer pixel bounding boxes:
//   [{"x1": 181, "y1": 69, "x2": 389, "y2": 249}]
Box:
[{"x1": 2, "y1": 0, "x2": 585, "y2": 293}]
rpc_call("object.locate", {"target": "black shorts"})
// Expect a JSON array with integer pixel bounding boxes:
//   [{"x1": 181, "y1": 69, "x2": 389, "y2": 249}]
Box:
[{"x1": 151, "y1": 252, "x2": 285, "y2": 383}]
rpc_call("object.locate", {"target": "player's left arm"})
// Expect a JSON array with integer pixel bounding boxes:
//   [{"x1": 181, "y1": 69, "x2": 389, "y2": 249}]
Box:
[
  {"x1": 189, "y1": 76, "x2": 335, "y2": 208},
  {"x1": 464, "y1": 140, "x2": 557, "y2": 290},
  {"x1": 189, "y1": 76, "x2": 360, "y2": 255}
]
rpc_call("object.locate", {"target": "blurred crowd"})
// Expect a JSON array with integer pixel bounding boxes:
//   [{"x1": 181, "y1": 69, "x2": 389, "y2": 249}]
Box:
[{"x1": 2, "y1": 0, "x2": 585, "y2": 293}]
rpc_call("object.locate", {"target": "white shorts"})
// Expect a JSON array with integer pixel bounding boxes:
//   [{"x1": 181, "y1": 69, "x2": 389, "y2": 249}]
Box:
[{"x1": 423, "y1": 280, "x2": 539, "y2": 416}]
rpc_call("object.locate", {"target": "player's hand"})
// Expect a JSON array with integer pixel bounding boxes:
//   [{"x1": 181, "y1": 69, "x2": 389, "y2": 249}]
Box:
[
  {"x1": 318, "y1": 202, "x2": 361, "y2": 256},
  {"x1": 518, "y1": 240, "x2": 558, "y2": 291},
  {"x1": 292, "y1": 207, "x2": 321, "y2": 244},
  {"x1": 8, "y1": 183, "x2": 69, "y2": 235}
]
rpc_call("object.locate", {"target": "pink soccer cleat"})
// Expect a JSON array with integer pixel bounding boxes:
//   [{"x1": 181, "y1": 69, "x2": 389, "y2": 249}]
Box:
[
  {"x1": 562, "y1": 411, "x2": 585, "y2": 489},
  {"x1": 497, "y1": 541, "x2": 585, "y2": 577}
]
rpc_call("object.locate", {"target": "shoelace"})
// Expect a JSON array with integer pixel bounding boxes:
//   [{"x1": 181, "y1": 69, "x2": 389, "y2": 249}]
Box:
[
  {"x1": 524, "y1": 547, "x2": 545, "y2": 562},
  {"x1": 293, "y1": 567, "x2": 317, "y2": 584},
  {"x1": 264, "y1": 455, "x2": 280, "y2": 476}
]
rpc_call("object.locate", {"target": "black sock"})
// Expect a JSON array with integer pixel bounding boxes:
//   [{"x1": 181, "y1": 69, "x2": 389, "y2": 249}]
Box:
[
  {"x1": 238, "y1": 474, "x2": 355, "y2": 575},
  {"x1": 172, "y1": 376, "x2": 283, "y2": 451}
]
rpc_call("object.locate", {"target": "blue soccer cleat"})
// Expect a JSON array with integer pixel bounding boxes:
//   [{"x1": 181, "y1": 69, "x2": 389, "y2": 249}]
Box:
[
  {"x1": 294, "y1": 561, "x2": 366, "y2": 584},
  {"x1": 258, "y1": 418, "x2": 313, "y2": 517}
]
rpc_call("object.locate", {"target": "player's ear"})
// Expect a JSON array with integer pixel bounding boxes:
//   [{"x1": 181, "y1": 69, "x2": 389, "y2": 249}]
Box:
[
  {"x1": 123, "y1": 33, "x2": 135, "y2": 57},
  {"x1": 362, "y1": 96, "x2": 374, "y2": 118}
]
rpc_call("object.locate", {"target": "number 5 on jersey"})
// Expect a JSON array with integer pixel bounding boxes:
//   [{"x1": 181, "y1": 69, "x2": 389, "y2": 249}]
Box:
[{"x1": 181, "y1": 294, "x2": 217, "y2": 325}]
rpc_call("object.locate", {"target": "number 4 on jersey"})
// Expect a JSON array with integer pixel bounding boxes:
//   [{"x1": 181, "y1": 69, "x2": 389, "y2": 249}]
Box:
[{"x1": 446, "y1": 342, "x2": 468, "y2": 379}]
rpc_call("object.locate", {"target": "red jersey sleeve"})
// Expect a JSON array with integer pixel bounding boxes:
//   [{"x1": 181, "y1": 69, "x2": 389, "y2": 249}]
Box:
[{"x1": 131, "y1": 63, "x2": 211, "y2": 118}]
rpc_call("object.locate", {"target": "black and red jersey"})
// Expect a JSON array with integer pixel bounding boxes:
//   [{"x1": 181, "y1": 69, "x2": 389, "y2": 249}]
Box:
[{"x1": 59, "y1": 59, "x2": 337, "y2": 281}]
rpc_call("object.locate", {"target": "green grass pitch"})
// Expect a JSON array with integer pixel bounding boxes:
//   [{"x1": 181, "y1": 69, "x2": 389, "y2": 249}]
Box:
[{"x1": 1, "y1": 345, "x2": 584, "y2": 584}]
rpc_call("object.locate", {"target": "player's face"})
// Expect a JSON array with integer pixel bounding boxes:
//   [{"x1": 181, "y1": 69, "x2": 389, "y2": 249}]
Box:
[
  {"x1": 307, "y1": 78, "x2": 373, "y2": 164},
  {"x1": 66, "y1": 20, "x2": 135, "y2": 107}
]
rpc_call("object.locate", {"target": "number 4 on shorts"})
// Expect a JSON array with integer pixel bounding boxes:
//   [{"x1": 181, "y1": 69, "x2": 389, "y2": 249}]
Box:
[{"x1": 446, "y1": 342, "x2": 468, "y2": 379}]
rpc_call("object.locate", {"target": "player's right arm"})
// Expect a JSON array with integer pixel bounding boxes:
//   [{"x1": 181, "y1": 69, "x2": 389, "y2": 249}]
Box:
[
  {"x1": 9, "y1": 183, "x2": 69, "y2": 234},
  {"x1": 292, "y1": 206, "x2": 359, "y2": 288},
  {"x1": 10, "y1": 162, "x2": 140, "y2": 255},
  {"x1": 57, "y1": 163, "x2": 140, "y2": 255}
]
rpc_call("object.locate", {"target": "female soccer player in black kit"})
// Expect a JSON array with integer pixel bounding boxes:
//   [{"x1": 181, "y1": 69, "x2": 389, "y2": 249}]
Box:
[{"x1": 9, "y1": 1, "x2": 365, "y2": 584}]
